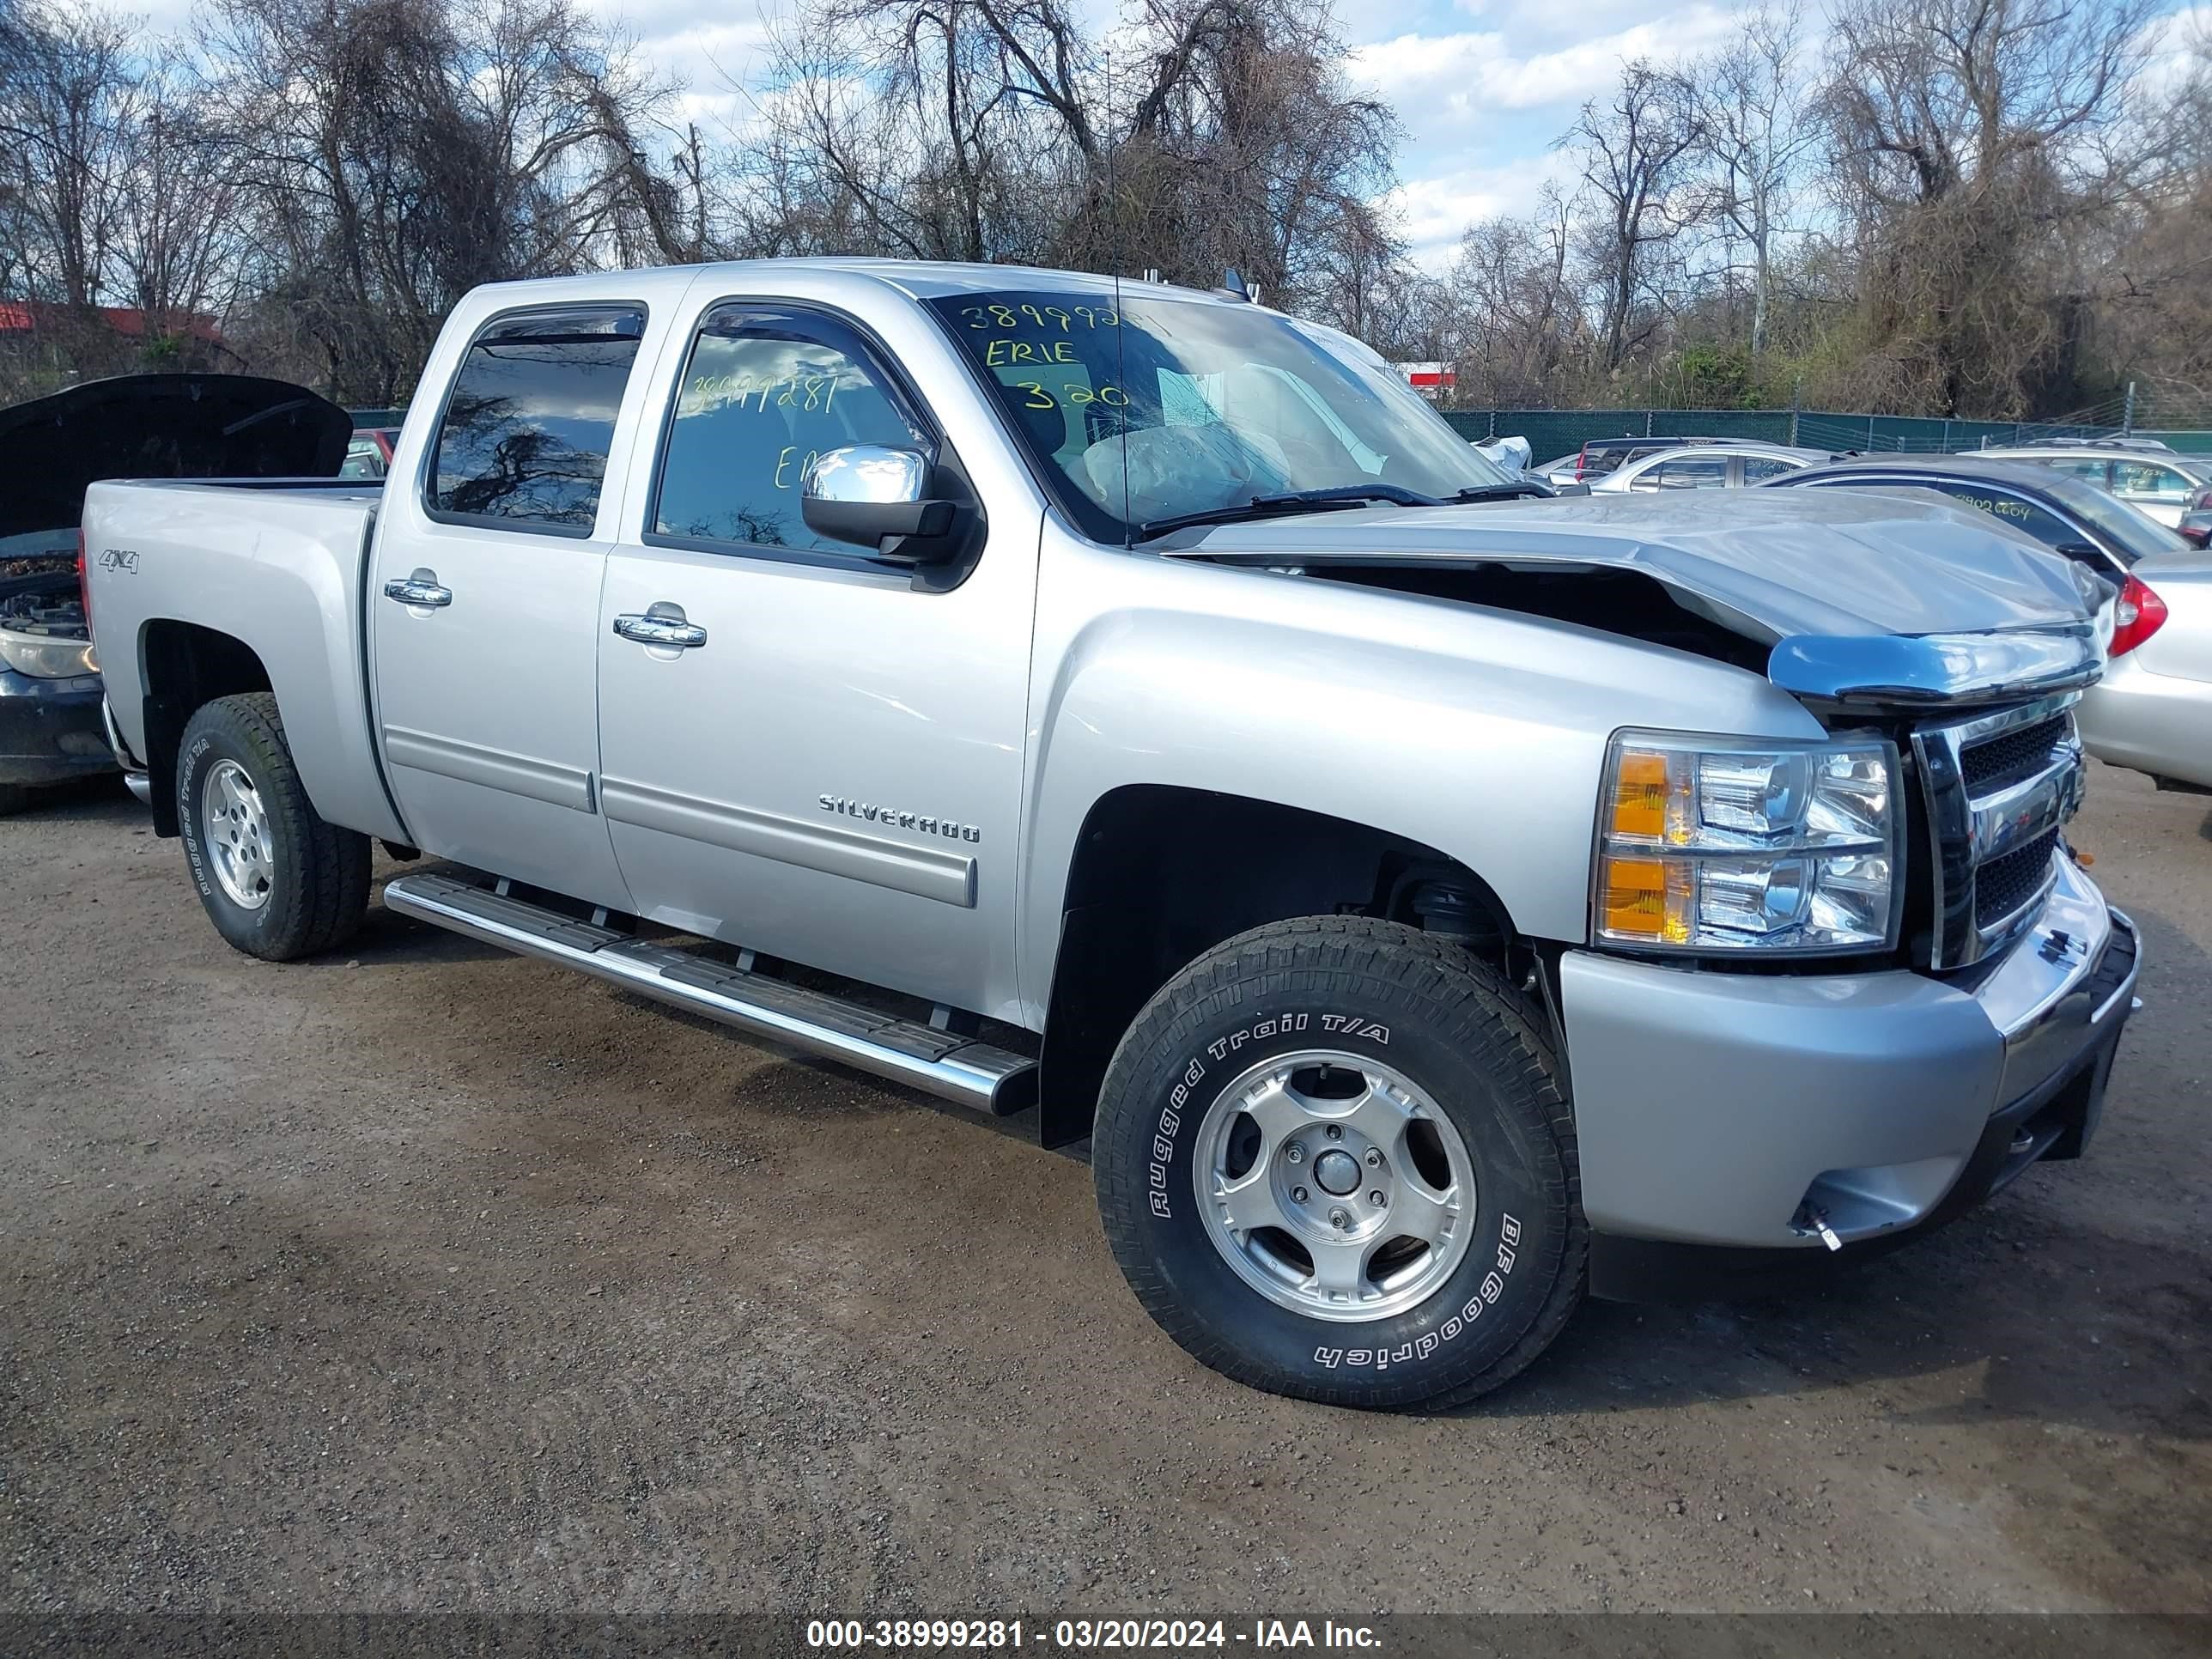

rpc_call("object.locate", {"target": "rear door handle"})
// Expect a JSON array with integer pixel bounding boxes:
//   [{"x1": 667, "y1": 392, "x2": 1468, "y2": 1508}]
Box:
[
  {"x1": 383, "y1": 569, "x2": 453, "y2": 608},
  {"x1": 613, "y1": 611, "x2": 708, "y2": 649}
]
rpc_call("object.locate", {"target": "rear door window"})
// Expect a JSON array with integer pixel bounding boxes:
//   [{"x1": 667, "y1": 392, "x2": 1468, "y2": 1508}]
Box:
[
  {"x1": 429, "y1": 307, "x2": 646, "y2": 534},
  {"x1": 2033, "y1": 456, "x2": 2112, "y2": 488},
  {"x1": 1653, "y1": 456, "x2": 1729, "y2": 489},
  {"x1": 1740, "y1": 456, "x2": 1798, "y2": 483}
]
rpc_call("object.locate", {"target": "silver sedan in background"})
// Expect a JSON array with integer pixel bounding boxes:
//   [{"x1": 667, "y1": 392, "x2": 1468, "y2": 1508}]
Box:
[
  {"x1": 2078, "y1": 546, "x2": 2212, "y2": 794},
  {"x1": 1588, "y1": 441, "x2": 1836, "y2": 493},
  {"x1": 1981, "y1": 442, "x2": 2212, "y2": 532}
]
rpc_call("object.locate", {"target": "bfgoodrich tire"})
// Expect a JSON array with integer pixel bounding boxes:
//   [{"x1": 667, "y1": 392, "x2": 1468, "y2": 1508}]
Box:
[
  {"x1": 176, "y1": 692, "x2": 370, "y2": 962},
  {"x1": 1094, "y1": 915, "x2": 1584, "y2": 1409}
]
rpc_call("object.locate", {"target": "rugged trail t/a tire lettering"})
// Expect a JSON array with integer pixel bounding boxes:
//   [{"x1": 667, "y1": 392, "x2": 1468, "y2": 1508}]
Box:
[
  {"x1": 175, "y1": 692, "x2": 371, "y2": 962},
  {"x1": 1092, "y1": 915, "x2": 1585, "y2": 1409}
]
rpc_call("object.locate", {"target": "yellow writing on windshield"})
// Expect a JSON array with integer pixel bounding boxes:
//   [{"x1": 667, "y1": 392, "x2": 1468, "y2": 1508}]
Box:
[
  {"x1": 985, "y1": 339, "x2": 1078, "y2": 367},
  {"x1": 960, "y1": 302, "x2": 1117, "y2": 331}
]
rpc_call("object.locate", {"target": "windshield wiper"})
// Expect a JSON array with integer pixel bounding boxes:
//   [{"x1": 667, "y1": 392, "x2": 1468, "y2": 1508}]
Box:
[
  {"x1": 1137, "y1": 484, "x2": 1440, "y2": 540},
  {"x1": 1448, "y1": 481, "x2": 1558, "y2": 503}
]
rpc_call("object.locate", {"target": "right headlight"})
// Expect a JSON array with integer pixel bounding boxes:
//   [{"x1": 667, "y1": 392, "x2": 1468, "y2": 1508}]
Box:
[{"x1": 1594, "y1": 729, "x2": 1901, "y2": 956}]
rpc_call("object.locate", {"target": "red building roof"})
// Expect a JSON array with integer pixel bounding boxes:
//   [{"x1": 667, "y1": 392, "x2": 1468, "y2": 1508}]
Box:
[{"x1": 0, "y1": 301, "x2": 222, "y2": 342}]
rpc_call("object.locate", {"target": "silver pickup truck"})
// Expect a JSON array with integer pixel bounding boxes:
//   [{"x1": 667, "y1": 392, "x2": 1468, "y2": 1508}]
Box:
[{"x1": 83, "y1": 260, "x2": 2141, "y2": 1409}]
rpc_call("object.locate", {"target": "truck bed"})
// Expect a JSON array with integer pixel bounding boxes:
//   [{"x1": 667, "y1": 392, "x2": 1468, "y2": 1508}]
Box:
[{"x1": 82, "y1": 478, "x2": 408, "y2": 843}]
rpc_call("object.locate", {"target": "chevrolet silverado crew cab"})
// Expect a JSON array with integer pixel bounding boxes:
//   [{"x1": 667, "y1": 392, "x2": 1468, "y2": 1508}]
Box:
[{"x1": 84, "y1": 260, "x2": 2141, "y2": 1409}]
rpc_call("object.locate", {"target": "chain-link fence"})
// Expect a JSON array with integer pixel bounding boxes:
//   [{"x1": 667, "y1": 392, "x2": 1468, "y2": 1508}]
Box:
[{"x1": 1441, "y1": 408, "x2": 2212, "y2": 460}]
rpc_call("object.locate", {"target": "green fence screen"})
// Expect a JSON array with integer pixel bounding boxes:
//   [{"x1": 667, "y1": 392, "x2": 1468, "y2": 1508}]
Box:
[{"x1": 1443, "y1": 408, "x2": 2212, "y2": 459}]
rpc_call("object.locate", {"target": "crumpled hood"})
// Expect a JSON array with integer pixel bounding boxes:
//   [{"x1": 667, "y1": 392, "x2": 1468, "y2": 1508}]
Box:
[{"x1": 1169, "y1": 486, "x2": 2097, "y2": 641}]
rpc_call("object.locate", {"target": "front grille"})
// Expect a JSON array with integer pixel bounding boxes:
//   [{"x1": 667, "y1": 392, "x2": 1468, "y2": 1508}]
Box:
[
  {"x1": 1911, "y1": 698, "x2": 2084, "y2": 969},
  {"x1": 1960, "y1": 716, "x2": 2068, "y2": 791},
  {"x1": 1973, "y1": 828, "x2": 2061, "y2": 931}
]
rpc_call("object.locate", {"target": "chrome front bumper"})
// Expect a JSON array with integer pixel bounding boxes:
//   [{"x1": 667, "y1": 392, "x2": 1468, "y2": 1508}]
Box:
[{"x1": 1559, "y1": 854, "x2": 2140, "y2": 1256}]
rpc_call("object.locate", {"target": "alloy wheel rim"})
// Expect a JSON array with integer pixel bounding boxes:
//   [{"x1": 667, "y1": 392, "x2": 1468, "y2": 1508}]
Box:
[
  {"x1": 203, "y1": 758, "x2": 275, "y2": 911},
  {"x1": 1192, "y1": 1048, "x2": 1476, "y2": 1322}
]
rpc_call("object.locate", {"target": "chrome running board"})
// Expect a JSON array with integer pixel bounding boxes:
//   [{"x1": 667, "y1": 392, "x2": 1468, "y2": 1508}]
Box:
[{"x1": 381, "y1": 872, "x2": 1037, "y2": 1115}]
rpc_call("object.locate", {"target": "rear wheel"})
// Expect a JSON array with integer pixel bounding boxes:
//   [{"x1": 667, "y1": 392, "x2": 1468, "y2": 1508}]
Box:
[
  {"x1": 176, "y1": 692, "x2": 369, "y2": 961},
  {"x1": 1093, "y1": 915, "x2": 1584, "y2": 1409},
  {"x1": 0, "y1": 782, "x2": 29, "y2": 817}
]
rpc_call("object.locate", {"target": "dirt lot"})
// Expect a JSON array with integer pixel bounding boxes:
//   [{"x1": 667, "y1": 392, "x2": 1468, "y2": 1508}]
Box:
[{"x1": 2, "y1": 763, "x2": 2207, "y2": 1616}]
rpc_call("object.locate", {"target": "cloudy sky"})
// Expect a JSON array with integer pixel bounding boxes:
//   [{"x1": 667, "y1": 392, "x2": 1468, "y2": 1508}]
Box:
[
  {"x1": 125, "y1": 0, "x2": 2211, "y2": 267},
  {"x1": 603, "y1": 0, "x2": 2204, "y2": 266},
  {"x1": 618, "y1": 0, "x2": 1752, "y2": 264}
]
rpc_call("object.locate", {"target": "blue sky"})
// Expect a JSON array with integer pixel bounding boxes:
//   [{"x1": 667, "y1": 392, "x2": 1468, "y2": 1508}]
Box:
[
  {"x1": 613, "y1": 0, "x2": 1757, "y2": 264},
  {"x1": 1345, "y1": 0, "x2": 1749, "y2": 260},
  {"x1": 129, "y1": 0, "x2": 2209, "y2": 269},
  {"x1": 607, "y1": 0, "x2": 2209, "y2": 267}
]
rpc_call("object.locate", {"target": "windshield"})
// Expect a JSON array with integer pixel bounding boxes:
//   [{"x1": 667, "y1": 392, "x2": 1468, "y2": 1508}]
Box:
[
  {"x1": 2042, "y1": 472, "x2": 2191, "y2": 565},
  {"x1": 923, "y1": 289, "x2": 1507, "y2": 541}
]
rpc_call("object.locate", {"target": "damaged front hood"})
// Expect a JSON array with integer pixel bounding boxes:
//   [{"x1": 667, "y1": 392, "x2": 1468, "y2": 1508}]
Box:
[{"x1": 1170, "y1": 488, "x2": 2104, "y2": 705}]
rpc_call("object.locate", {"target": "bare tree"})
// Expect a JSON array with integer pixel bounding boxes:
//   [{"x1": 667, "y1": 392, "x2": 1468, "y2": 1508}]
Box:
[
  {"x1": 733, "y1": 0, "x2": 1398, "y2": 325},
  {"x1": 2101, "y1": 9, "x2": 2212, "y2": 415},
  {"x1": 1691, "y1": 0, "x2": 1817, "y2": 356},
  {"x1": 0, "y1": 0, "x2": 137, "y2": 311},
  {"x1": 1818, "y1": 0, "x2": 2160, "y2": 412},
  {"x1": 1563, "y1": 61, "x2": 1705, "y2": 374},
  {"x1": 196, "y1": 0, "x2": 685, "y2": 401},
  {"x1": 1447, "y1": 185, "x2": 1584, "y2": 403}
]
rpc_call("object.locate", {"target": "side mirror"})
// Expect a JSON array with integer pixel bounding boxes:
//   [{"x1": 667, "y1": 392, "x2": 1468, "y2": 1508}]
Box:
[
  {"x1": 1551, "y1": 480, "x2": 1592, "y2": 497},
  {"x1": 801, "y1": 445, "x2": 966, "y2": 564}
]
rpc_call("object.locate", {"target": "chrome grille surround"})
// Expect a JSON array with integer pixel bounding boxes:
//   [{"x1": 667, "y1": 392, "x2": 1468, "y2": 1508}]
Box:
[{"x1": 1911, "y1": 692, "x2": 2087, "y2": 969}]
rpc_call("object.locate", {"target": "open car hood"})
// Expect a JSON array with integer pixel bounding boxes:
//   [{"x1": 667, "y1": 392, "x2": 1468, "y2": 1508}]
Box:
[
  {"x1": 1169, "y1": 487, "x2": 2108, "y2": 706},
  {"x1": 0, "y1": 373, "x2": 350, "y2": 541}
]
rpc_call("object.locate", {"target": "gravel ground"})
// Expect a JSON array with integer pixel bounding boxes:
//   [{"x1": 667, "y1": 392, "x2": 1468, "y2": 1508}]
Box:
[{"x1": 2, "y1": 763, "x2": 2207, "y2": 1615}]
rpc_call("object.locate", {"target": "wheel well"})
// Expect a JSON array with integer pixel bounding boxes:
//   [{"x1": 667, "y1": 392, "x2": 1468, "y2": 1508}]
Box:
[
  {"x1": 137, "y1": 621, "x2": 273, "y2": 836},
  {"x1": 1036, "y1": 785, "x2": 1523, "y2": 1146}
]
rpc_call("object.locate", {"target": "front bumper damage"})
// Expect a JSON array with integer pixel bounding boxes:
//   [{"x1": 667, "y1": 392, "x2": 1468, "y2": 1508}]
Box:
[{"x1": 1558, "y1": 854, "x2": 2141, "y2": 1300}]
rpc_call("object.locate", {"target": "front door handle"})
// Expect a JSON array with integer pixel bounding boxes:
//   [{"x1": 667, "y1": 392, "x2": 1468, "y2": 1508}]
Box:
[
  {"x1": 613, "y1": 610, "x2": 708, "y2": 649},
  {"x1": 383, "y1": 569, "x2": 453, "y2": 609}
]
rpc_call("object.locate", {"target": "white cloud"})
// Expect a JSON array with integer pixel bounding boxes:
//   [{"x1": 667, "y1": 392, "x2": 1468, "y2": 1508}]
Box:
[
  {"x1": 2131, "y1": 2, "x2": 2211, "y2": 101},
  {"x1": 1382, "y1": 149, "x2": 1583, "y2": 267},
  {"x1": 1352, "y1": 6, "x2": 1742, "y2": 121}
]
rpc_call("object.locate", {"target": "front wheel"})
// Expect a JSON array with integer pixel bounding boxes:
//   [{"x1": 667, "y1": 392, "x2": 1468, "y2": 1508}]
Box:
[
  {"x1": 1093, "y1": 916, "x2": 1584, "y2": 1409},
  {"x1": 176, "y1": 692, "x2": 370, "y2": 961}
]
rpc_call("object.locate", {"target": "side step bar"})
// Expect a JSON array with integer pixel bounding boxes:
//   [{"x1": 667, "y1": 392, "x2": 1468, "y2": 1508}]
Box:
[{"x1": 382, "y1": 872, "x2": 1038, "y2": 1115}]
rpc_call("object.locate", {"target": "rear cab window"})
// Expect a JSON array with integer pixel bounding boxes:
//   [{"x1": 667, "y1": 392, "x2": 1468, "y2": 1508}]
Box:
[{"x1": 428, "y1": 306, "x2": 646, "y2": 535}]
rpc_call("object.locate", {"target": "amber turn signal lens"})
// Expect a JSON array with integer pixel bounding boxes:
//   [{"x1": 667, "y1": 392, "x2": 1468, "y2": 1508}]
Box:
[
  {"x1": 1600, "y1": 855, "x2": 1692, "y2": 945},
  {"x1": 1602, "y1": 856, "x2": 1667, "y2": 937},
  {"x1": 1611, "y1": 750, "x2": 1668, "y2": 839}
]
